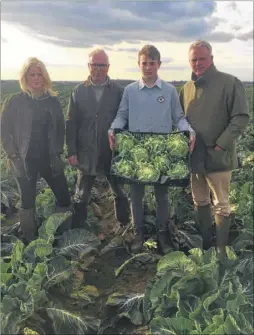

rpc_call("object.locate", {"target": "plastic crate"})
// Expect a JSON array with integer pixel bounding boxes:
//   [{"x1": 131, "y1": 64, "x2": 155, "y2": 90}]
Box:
[{"x1": 110, "y1": 129, "x2": 191, "y2": 187}]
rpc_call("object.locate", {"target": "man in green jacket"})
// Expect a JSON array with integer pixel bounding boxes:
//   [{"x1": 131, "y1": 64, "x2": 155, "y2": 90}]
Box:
[
  {"x1": 66, "y1": 48, "x2": 129, "y2": 229},
  {"x1": 179, "y1": 40, "x2": 249, "y2": 258}
]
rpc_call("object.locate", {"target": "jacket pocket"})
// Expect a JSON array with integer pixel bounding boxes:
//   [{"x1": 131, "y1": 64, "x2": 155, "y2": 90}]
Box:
[{"x1": 205, "y1": 148, "x2": 231, "y2": 172}]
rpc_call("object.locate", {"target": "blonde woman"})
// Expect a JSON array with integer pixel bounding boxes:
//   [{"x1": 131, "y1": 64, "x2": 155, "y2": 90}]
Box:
[{"x1": 1, "y1": 57, "x2": 71, "y2": 243}]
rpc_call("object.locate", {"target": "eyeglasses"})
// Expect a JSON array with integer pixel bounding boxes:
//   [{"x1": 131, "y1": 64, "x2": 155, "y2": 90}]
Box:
[{"x1": 89, "y1": 63, "x2": 109, "y2": 69}]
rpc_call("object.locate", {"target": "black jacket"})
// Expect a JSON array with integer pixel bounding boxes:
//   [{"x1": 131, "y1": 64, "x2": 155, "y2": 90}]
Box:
[
  {"x1": 1, "y1": 92, "x2": 65, "y2": 177},
  {"x1": 66, "y1": 77, "x2": 123, "y2": 175}
]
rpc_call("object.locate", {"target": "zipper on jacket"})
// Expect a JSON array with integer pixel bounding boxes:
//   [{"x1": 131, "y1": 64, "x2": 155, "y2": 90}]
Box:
[
  {"x1": 94, "y1": 112, "x2": 99, "y2": 169},
  {"x1": 49, "y1": 107, "x2": 53, "y2": 150}
]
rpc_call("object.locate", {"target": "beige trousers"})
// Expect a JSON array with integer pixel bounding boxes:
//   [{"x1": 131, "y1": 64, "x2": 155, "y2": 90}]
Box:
[{"x1": 191, "y1": 171, "x2": 232, "y2": 216}]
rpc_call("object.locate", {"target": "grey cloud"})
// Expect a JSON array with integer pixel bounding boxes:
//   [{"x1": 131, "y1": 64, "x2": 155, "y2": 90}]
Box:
[
  {"x1": 127, "y1": 55, "x2": 137, "y2": 60},
  {"x1": 231, "y1": 24, "x2": 244, "y2": 31},
  {"x1": 236, "y1": 30, "x2": 254, "y2": 41},
  {"x1": 46, "y1": 63, "x2": 85, "y2": 68},
  {"x1": 1, "y1": 1, "x2": 243, "y2": 48},
  {"x1": 199, "y1": 31, "x2": 236, "y2": 43},
  {"x1": 227, "y1": 1, "x2": 240, "y2": 13},
  {"x1": 116, "y1": 47, "x2": 140, "y2": 53},
  {"x1": 161, "y1": 66, "x2": 189, "y2": 71},
  {"x1": 125, "y1": 68, "x2": 140, "y2": 73},
  {"x1": 161, "y1": 57, "x2": 174, "y2": 63},
  {"x1": 105, "y1": 46, "x2": 140, "y2": 52},
  {"x1": 113, "y1": 1, "x2": 216, "y2": 19},
  {"x1": 101, "y1": 46, "x2": 113, "y2": 52}
]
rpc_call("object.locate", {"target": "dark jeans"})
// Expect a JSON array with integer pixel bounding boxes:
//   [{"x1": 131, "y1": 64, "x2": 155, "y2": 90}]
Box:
[
  {"x1": 74, "y1": 173, "x2": 126, "y2": 204},
  {"x1": 16, "y1": 162, "x2": 71, "y2": 209},
  {"x1": 72, "y1": 173, "x2": 129, "y2": 228},
  {"x1": 130, "y1": 184, "x2": 169, "y2": 232}
]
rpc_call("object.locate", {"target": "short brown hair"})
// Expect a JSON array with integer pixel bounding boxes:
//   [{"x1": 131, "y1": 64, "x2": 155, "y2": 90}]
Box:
[{"x1": 138, "y1": 45, "x2": 161, "y2": 62}]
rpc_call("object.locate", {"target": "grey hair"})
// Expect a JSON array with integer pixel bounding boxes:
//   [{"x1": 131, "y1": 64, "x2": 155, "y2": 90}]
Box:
[
  {"x1": 188, "y1": 40, "x2": 213, "y2": 56},
  {"x1": 88, "y1": 48, "x2": 109, "y2": 63}
]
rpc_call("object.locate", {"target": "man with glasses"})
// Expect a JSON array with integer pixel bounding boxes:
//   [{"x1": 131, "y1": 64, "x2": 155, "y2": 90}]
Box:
[
  {"x1": 66, "y1": 48, "x2": 130, "y2": 230},
  {"x1": 179, "y1": 40, "x2": 249, "y2": 259}
]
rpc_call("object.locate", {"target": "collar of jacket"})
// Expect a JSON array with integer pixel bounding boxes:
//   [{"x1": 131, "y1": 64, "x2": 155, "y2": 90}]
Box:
[
  {"x1": 84, "y1": 76, "x2": 111, "y2": 87},
  {"x1": 24, "y1": 92, "x2": 51, "y2": 100},
  {"x1": 191, "y1": 64, "x2": 218, "y2": 87}
]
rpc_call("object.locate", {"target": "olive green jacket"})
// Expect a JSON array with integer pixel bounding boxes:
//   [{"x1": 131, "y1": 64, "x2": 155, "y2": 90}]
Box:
[
  {"x1": 65, "y1": 76, "x2": 123, "y2": 175},
  {"x1": 179, "y1": 65, "x2": 249, "y2": 173}
]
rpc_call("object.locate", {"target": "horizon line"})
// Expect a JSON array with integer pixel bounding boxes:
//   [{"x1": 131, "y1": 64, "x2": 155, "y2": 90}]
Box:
[{"x1": 2, "y1": 79, "x2": 254, "y2": 83}]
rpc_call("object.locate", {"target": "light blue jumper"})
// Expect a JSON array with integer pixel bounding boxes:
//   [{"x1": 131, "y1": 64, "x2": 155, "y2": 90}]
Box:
[{"x1": 110, "y1": 78, "x2": 194, "y2": 134}]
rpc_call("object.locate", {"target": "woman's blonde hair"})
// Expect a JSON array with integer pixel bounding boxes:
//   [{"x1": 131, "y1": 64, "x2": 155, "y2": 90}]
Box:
[{"x1": 19, "y1": 57, "x2": 57, "y2": 96}]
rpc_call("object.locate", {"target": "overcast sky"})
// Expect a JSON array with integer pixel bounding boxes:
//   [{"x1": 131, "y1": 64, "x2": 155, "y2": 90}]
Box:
[{"x1": 1, "y1": 1, "x2": 253, "y2": 81}]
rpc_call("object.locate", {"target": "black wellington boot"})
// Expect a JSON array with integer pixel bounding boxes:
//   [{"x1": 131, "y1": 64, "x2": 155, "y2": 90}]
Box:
[
  {"x1": 19, "y1": 208, "x2": 37, "y2": 244},
  {"x1": 55, "y1": 204, "x2": 74, "y2": 233},
  {"x1": 114, "y1": 196, "x2": 130, "y2": 226},
  {"x1": 130, "y1": 228, "x2": 144, "y2": 254},
  {"x1": 72, "y1": 203, "x2": 88, "y2": 229},
  {"x1": 157, "y1": 230, "x2": 172, "y2": 255}
]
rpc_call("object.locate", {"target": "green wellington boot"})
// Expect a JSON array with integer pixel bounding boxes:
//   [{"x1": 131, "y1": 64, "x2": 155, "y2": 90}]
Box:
[
  {"x1": 196, "y1": 204, "x2": 213, "y2": 250},
  {"x1": 215, "y1": 214, "x2": 231, "y2": 259}
]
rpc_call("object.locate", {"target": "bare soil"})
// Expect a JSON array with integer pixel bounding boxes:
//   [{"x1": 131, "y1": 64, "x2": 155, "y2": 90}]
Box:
[
  {"x1": 2, "y1": 178, "x2": 157, "y2": 335},
  {"x1": 84, "y1": 179, "x2": 157, "y2": 334}
]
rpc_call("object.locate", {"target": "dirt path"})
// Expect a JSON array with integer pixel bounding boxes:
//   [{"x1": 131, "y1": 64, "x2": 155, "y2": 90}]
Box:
[
  {"x1": 1, "y1": 178, "x2": 157, "y2": 334},
  {"x1": 84, "y1": 179, "x2": 157, "y2": 334}
]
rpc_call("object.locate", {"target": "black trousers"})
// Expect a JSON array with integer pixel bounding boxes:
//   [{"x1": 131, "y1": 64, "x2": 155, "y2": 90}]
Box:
[
  {"x1": 15, "y1": 161, "x2": 71, "y2": 209},
  {"x1": 72, "y1": 172, "x2": 129, "y2": 227},
  {"x1": 130, "y1": 184, "x2": 169, "y2": 232},
  {"x1": 74, "y1": 172, "x2": 126, "y2": 204}
]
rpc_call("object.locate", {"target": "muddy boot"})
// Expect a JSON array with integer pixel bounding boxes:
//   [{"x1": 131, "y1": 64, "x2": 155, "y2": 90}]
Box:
[
  {"x1": 196, "y1": 205, "x2": 213, "y2": 250},
  {"x1": 72, "y1": 203, "x2": 88, "y2": 229},
  {"x1": 114, "y1": 196, "x2": 130, "y2": 226},
  {"x1": 19, "y1": 208, "x2": 37, "y2": 243},
  {"x1": 55, "y1": 205, "x2": 74, "y2": 233},
  {"x1": 130, "y1": 228, "x2": 144, "y2": 254},
  {"x1": 157, "y1": 230, "x2": 172, "y2": 255},
  {"x1": 215, "y1": 214, "x2": 231, "y2": 260}
]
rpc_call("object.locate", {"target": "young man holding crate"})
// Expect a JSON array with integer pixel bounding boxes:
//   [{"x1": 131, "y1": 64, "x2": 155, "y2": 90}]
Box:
[{"x1": 109, "y1": 45, "x2": 195, "y2": 254}]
